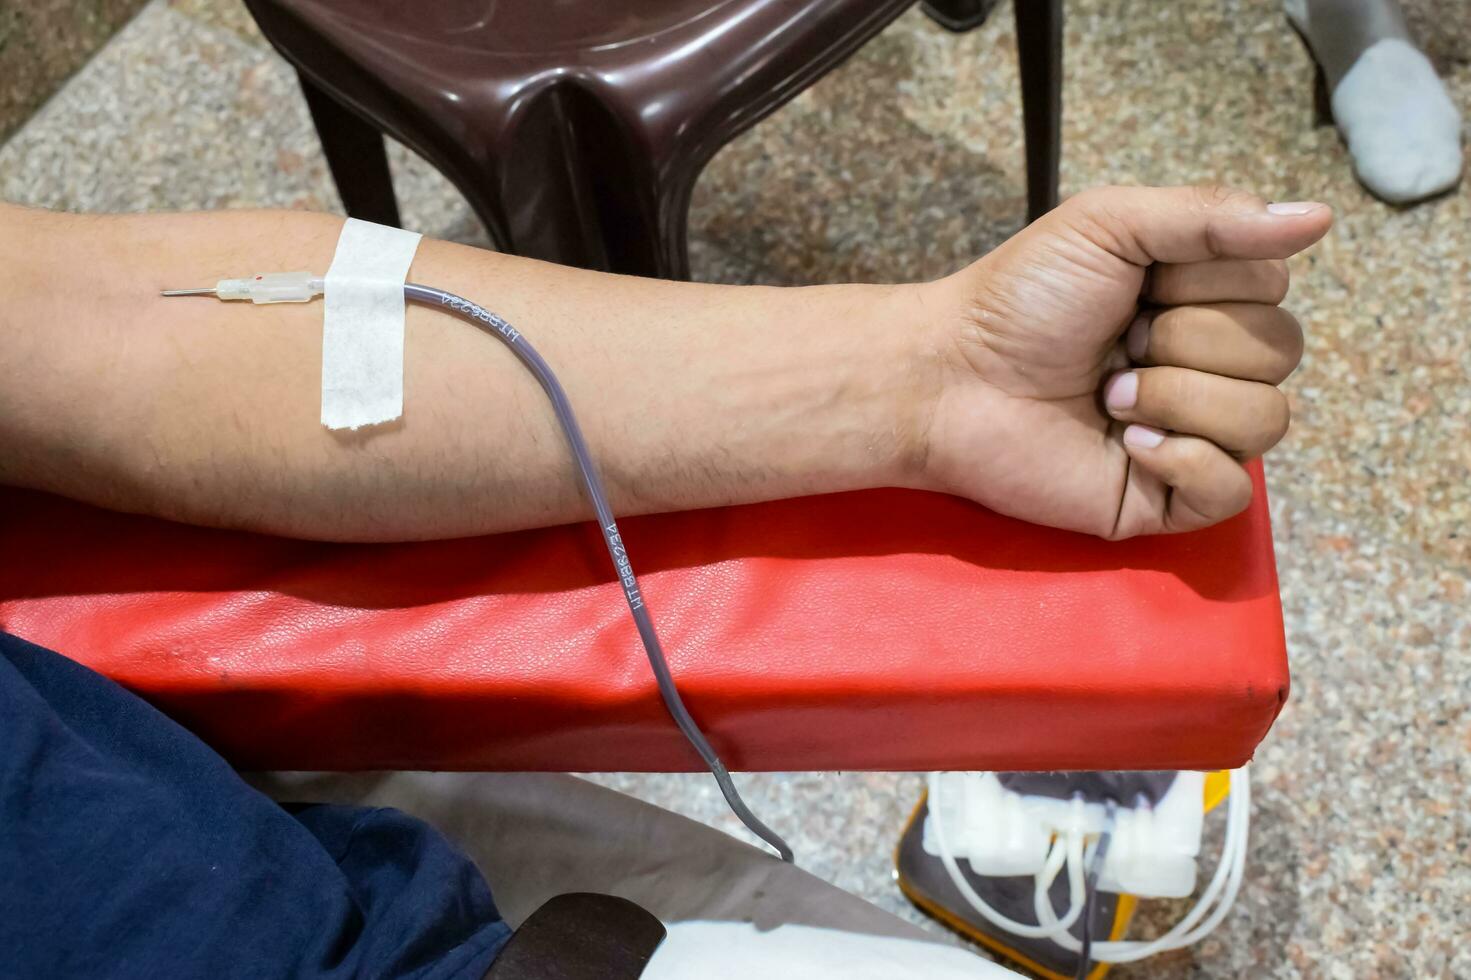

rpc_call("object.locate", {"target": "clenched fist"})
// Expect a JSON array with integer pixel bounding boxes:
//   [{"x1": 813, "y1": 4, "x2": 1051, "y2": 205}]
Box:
[{"x1": 918, "y1": 186, "x2": 1330, "y2": 538}]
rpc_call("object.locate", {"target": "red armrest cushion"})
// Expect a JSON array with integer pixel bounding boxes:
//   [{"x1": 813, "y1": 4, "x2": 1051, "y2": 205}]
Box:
[{"x1": 0, "y1": 465, "x2": 1287, "y2": 772}]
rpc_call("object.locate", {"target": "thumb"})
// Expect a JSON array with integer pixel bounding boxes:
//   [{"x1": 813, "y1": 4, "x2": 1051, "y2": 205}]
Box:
[{"x1": 1052, "y1": 185, "x2": 1333, "y2": 266}]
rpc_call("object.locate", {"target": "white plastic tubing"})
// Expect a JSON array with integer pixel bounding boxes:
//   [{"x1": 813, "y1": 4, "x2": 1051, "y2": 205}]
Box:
[{"x1": 924, "y1": 766, "x2": 1250, "y2": 962}]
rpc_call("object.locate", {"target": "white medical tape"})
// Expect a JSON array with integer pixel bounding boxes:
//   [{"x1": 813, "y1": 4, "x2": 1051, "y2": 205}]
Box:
[{"x1": 320, "y1": 218, "x2": 423, "y2": 430}]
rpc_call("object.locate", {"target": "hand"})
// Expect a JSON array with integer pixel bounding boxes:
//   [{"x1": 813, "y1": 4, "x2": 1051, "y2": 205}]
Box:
[{"x1": 919, "y1": 186, "x2": 1331, "y2": 538}]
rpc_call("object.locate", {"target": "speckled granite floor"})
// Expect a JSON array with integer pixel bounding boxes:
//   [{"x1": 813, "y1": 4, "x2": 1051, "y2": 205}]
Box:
[
  {"x1": 1, "y1": 1, "x2": 1467, "y2": 977},
  {"x1": 0, "y1": 0, "x2": 148, "y2": 143}
]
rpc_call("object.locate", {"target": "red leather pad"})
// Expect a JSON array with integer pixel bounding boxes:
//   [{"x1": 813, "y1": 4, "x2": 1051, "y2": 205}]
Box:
[{"x1": 0, "y1": 466, "x2": 1287, "y2": 773}]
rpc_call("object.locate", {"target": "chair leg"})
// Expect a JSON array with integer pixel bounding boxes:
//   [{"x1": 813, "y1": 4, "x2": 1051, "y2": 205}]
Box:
[
  {"x1": 498, "y1": 84, "x2": 689, "y2": 279},
  {"x1": 648, "y1": 184, "x2": 694, "y2": 281},
  {"x1": 1014, "y1": 0, "x2": 1063, "y2": 222},
  {"x1": 297, "y1": 70, "x2": 402, "y2": 227},
  {"x1": 485, "y1": 894, "x2": 665, "y2": 980},
  {"x1": 921, "y1": 0, "x2": 1002, "y2": 33}
]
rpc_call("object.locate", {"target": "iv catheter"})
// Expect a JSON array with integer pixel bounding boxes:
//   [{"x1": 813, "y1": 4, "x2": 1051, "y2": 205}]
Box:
[{"x1": 162, "y1": 272, "x2": 795, "y2": 863}]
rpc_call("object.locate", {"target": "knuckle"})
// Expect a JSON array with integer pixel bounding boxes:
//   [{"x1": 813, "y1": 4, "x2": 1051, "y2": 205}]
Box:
[
  {"x1": 1263, "y1": 259, "x2": 1291, "y2": 303},
  {"x1": 1176, "y1": 434, "x2": 1216, "y2": 471},
  {"x1": 1193, "y1": 184, "x2": 1235, "y2": 210},
  {"x1": 1146, "y1": 309, "x2": 1186, "y2": 360},
  {"x1": 1252, "y1": 389, "x2": 1292, "y2": 452},
  {"x1": 1271, "y1": 391, "x2": 1292, "y2": 440},
  {"x1": 1149, "y1": 365, "x2": 1194, "y2": 410},
  {"x1": 1065, "y1": 186, "x2": 1112, "y2": 219},
  {"x1": 1192, "y1": 184, "x2": 1256, "y2": 212},
  {"x1": 1075, "y1": 185, "x2": 1121, "y2": 207},
  {"x1": 1275, "y1": 309, "x2": 1306, "y2": 368},
  {"x1": 1222, "y1": 471, "x2": 1255, "y2": 517},
  {"x1": 1194, "y1": 187, "x2": 1261, "y2": 259},
  {"x1": 1067, "y1": 187, "x2": 1131, "y2": 237},
  {"x1": 1057, "y1": 187, "x2": 1130, "y2": 253}
]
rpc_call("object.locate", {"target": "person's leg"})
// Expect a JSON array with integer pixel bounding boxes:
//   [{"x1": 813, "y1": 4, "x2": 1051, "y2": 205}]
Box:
[
  {"x1": 249, "y1": 771, "x2": 1023, "y2": 977},
  {"x1": 0, "y1": 632, "x2": 510, "y2": 979},
  {"x1": 1286, "y1": 0, "x2": 1462, "y2": 203}
]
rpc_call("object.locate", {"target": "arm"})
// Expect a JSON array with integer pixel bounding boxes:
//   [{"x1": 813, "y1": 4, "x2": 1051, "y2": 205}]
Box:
[
  {"x1": 0, "y1": 188, "x2": 1330, "y2": 542},
  {"x1": 1, "y1": 205, "x2": 925, "y2": 541}
]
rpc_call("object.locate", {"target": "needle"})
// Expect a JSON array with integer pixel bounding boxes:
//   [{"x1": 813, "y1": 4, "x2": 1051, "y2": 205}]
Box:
[{"x1": 159, "y1": 287, "x2": 219, "y2": 297}]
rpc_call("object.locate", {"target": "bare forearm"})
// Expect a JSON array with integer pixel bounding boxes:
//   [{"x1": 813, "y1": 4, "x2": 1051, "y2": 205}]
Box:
[{"x1": 0, "y1": 206, "x2": 936, "y2": 541}]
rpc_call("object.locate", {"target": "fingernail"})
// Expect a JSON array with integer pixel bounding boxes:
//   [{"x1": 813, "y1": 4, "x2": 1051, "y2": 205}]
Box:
[
  {"x1": 1104, "y1": 371, "x2": 1138, "y2": 412},
  {"x1": 1265, "y1": 201, "x2": 1325, "y2": 216},
  {"x1": 1123, "y1": 424, "x2": 1166, "y2": 449},
  {"x1": 1125, "y1": 314, "x2": 1151, "y2": 360}
]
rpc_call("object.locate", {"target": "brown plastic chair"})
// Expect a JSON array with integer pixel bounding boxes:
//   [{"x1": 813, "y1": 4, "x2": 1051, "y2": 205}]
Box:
[
  {"x1": 485, "y1": 893, "x2": 665, "y2": 979},
  {"x1": 244, "y1": 0, "x2": 1063, "y2": 279}
]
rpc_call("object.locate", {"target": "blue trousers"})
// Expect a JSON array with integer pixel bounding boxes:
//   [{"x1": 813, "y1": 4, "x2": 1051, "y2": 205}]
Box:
[{"x1": 0, "y1": 630, "x2": 510, "y2": 979}]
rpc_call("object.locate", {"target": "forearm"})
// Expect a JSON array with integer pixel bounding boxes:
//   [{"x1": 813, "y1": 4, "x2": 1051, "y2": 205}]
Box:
[{"x1": 0, "y1": 205, "x2": 938, "y2": 541}]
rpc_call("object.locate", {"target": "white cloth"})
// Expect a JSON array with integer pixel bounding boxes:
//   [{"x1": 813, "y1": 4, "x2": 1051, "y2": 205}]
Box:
[
  {"x1": 644, "y1": 921, "x2": 1019, "y2": 978},
  {"x1": 252, "y1": 772, "x2": 1021, "y2": 977}
]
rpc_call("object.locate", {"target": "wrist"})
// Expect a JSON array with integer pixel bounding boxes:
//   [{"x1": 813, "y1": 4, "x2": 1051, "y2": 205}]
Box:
[
  {"x1": 690, "y1": 280, "x2": 940, "y2": 506},
  {"x1": 893, "y1": 269, "x2": 1017, "y2": 505},
  {"x1": 830, "y1": 280, "x2": 946, "y2": 494}
]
